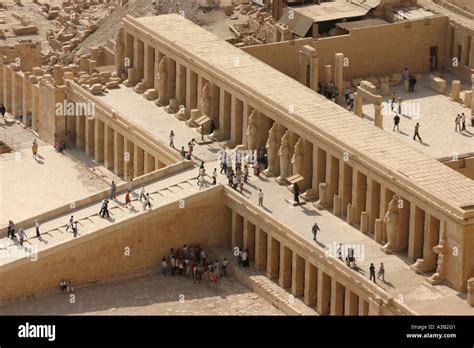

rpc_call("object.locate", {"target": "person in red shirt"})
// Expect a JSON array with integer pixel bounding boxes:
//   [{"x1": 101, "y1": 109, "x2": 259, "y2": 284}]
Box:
[{"x1": 125, "y1": 190, "x2": 131, "y2": 207}]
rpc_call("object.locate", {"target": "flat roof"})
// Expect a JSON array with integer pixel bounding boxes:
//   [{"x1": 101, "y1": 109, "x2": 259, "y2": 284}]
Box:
[
  {"x1": 336, "y1": 18, "x2": 388, "y2": 30},
  {"x1": 126, "y1": 15, "x2": 474, "y2": 213}
]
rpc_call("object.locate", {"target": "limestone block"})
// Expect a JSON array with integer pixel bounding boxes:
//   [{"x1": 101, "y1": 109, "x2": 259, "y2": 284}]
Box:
[
  {"x1": 13, "y1": 26, "x2": 38, "y2": 35},
  {"x1": 379, "y1": 76, "x2": 390, "y2": 84},
  {"x1": 367, "y1": 76, "x2": 379, "y2": 87},
  {"x1": 143, "y1": 89, "x2": 158, "y2": 100},
  {"x1": 380, "y1": 83, "x2": 390, "y2": 96},
  {"x1": 464, "y1": 90, "x2": 472, "y2": 108},
  {"x1": 429, "y1": 75, "x2": 446, "y2": 94},
  {"x1": 88, "y1": 77, "x2": 99, "y2": 85},
  {"x1": 389, "y1": 72, "x2": 402, "y2": 85},
  {"x1": 222, "y1": 5, "x2": 234, "y2": 16},
  {"x1": 89, "y1": 83, "x2": 104, "y2": 95},
  {"x1": 105, "y1": 81, "x2": 119, "y2": 89},
  {"x1": 468, "y1": 278, "x2": 474, "y2": 307},
  {"x1": 451, "y1": 80, "x2": 461, "y2": 101}
]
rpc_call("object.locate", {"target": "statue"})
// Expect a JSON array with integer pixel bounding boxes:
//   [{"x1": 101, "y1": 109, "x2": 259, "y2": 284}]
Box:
[
  {"x1": 115, "y1": 28, "x2": 125, "y2": 76},
  {"x1": 246, "y1": 110, "x2": 258, "y2": 150},
  {"x1": 264, "y1": 122, "x2": 278, "y2": 176},
  {"x1": 429, "y1": 223, "x2": 447, "y2": 285},
  {"x1": 157, "y1": 56, "x2": 168, "y2": 106},
  {"x1": 276, "y1": 130, "x2": 291, "y2": 184},
  {"x1": 291, "y1": 137, "x2": 304, "y2": 176},
  {"x1": 199, "y1": 82, "x2": 211, "y2": 117},
  {"x1": 382, "y1": 195, "x2": 399, "y2": 252}
]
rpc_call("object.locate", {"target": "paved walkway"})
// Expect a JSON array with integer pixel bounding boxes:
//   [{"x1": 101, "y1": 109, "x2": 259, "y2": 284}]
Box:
[
  {"x1": 0, "y1": 273, "x2": 283, "y2": 315},
  {"x1": 0, "y1": 123, "x2": 115, "y2": 224},
  {"x1": 97, "y1": 86, "x2": 474, "y2": 315},
  {"x1": 362, "y1": 72, "x2": 473, "y2": 160}
]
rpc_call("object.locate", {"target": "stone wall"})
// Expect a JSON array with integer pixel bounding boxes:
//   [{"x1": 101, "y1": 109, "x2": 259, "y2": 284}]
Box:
[
  {"x1": 444, "y1": 156, "x2": 474, "y2": 180},
  {"x1": 0, "y1": 188, "x2": 231, "y2": 304},
  {"x1": 242, "y1": 16, "x2": 448, "y2": 82}
]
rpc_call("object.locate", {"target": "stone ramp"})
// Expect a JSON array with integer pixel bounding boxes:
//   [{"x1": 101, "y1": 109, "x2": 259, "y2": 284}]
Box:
[{"x1": 0, "y1": 166, "x2": 202, "y2": 267}]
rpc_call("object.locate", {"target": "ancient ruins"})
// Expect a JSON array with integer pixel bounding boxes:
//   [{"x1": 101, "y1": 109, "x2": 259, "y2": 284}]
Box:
[{"x1": 0, "y1": 0, "x2": 473, "y2": 317}]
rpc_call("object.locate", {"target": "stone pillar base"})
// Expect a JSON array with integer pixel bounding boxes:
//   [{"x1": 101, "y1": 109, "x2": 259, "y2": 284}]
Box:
[
  {"x1": 374, "y1": 219, "x2": 383, "y2": 243},
  {"x1": 411, "y1": 258, "x2": 434, "y2": 274},
  {"x1": 164, "y1": 98, "x2": 180, "y2": 114},
  {"x1": 219, "y1": 139, "x2": 235, "y2": 149},
  {"x1": 346, "y1": 203, "x2": 354, "y2": 225},
  {"x1": 333, "y1": 195, "x2": 341, "y2": 216},
  {"x1": 123, "y1": 79, "x2": 132, "y2": 88},
  {"x1": 185, "y1": 109, "x2": 200, "y2": 127},
  {"x1": 314, "y1": 183, "x2": 328, "y2": 210},
  {"x1": 301, "y1": 188, "x2": 318, "y2": 201},
  {"x1": 426, "y1": 273, "x2": 444, "y2": 286},
  {"x1": 360, "y1": 212, "x2": 369, "y2": 234},
  {"x1": 175, "y1": 107, "x2": 190, "y2": 121},
  {"x1": 143, "y1": 89, "x2": 158, "y2": 100},
  {"x1": 275, "y1": 176, "x2": 290, "y2": 185},
  {"x1": 380, "y1": 243, "x2": 402, "y2": 254},
  {"x1": 133, "y1": 82, "x2": 146, "y2": 94}
]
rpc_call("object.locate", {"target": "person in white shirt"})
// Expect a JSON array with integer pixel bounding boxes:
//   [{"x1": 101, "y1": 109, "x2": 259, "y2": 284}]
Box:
[
  {"x1": 139, "y1": 185, "x2": 146, "y2": 201},
  {"x1": 258, "y1": 189, "x2": 264, "y2": 207},
  {"x1": 161, "y1": 257, "x2": 168, "y2": 275},
  {"x1": 169, "y1": 130, "x2": 175, "y2": 148},
  {"x1": 198, "y1": 175, "x2": 205, "y2": 190}
]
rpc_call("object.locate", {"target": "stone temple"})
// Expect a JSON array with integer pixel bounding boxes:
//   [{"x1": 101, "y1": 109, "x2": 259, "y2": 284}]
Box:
[{"x1": 0, "y1": 0, "x2": 473, "y2": 316}]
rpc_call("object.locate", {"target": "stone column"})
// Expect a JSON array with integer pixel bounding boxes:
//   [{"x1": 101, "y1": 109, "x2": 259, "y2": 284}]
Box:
[
  {"x1": 133, "y1": 144, "x2": 144, "y2": 178},
  {"x1": 303, "y1": 261, "x2": 317, "y2": 306},
  {"x1": 298, "y1": 50, "x2": 308, "y2": 86},
  {"x1": 317, "y1": 271, "x2": 330, "y2": 315},
  {"x1": 94, "y1": 119, "x2": 104, "y2": 162},
  {"x1": 408, "y1": 205, "x2": 425, "y2": 262},
  {"x1": 175, "y1": 63, "x2": 186, "y2": 106},
  {"x1": 230, "y1": 95, "x2": 243, "y2": 147},
  {"x1": 144, "y1": 152, "x2": 155, "y2": 174},
  {"x1": 104, "y1": 125, "x2": 114, "y2": 170},
  {"x1": 113, "y1": 131, "x2": 124, "y2": 177},
  {"x1": 334, "y1": 53, "x2": 344, "y2": 104},
  {"x1": 291, "y1": 253, "x2": 305, "y2": 298},
  {"x1": 301, "y1": 142, "x2": 318, "y2": 200},
  {"x1": 85, "y1": 117, "x2": 95, "y2": 156},
  {"x1": 266, "y1": 237, "x2": 279, "y2": 280},
  {"x1": 75, "y1": 115, "x2": 85, "y2": 150},
  {"x1": 124, "y1": 137, "x2": 134, "y2": 179},
  {"x1": 243, "y1": 219, "x2": 255, "y2": 262},
  {"x1": 354, "y1": 92, "x2": 363, "y2": 116},
  {"x1": 324, "y1": 64, "x2": 332, "y2": 86},
  {"x1": 166, "y1": 58, "x2": 176, "y2": 103},
  {"x1": 115, "y1": 28, "x2": 125, "y2": 75},
  {"x1": 374, "y1": 101, "x2": 383, "y2": 129},
  {"x1": 412, "y1": 214, "x2": 439, "y2": 273},
  {"x1": 330, "y1": 280, "x2": 344, "y2": 315},
  {"x1": 310, "y1": 55, "x2": 319, "y2": 92},
  {"x1": 231, "y1": 211, "x2": 243, "y2": 248},
  {"x1": 134, "y1": 38, "x2": 144, "y2": 85},
  {"x1": 12, "y1": 69, "x2": 22, "y2": 117},
  {"x1": 254, "y1": 228, "x2": 267, "y2": 271},
  {"x1": 279, "y1": 244, "x2": 292, "y2": 289},
  {"x1": 345, "y1": 289, "x2": 359, "y2": 315}
]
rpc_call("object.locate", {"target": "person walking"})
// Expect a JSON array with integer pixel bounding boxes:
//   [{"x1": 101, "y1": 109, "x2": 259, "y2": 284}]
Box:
[
  {"x1": 393, "y1": 114, "x2": 400, "y2": 131},
  {"x1": 293, "y1": 182, "x2": 300, "y2": 205},
  {"x1": 258, "y1": 189, "x2": 263, "y2": 207},
  {"x1": 312, "y1": 222, "x2": 320, "y2": 242},
  {"x1": 35, "y1": 219, "x2": 40, "y2": 238},
  {"x1": 413, "y1": 122, "x2": 422, "y2": 142},
  {"x1": 369, "y1": 263, "x2": 376, "y2": 283},
  {"x1": 125, "y1": 190, "x2": 131, "y2": 207},
  {"x1": 212, "y1": 168, "x2": 217, "y2": 186},
  {"x1": 110, "y1": 180, "x2": 116, "y2": 200},
  {"x1": 32, "y1": 140, "x2": 38, "y2": 159},
  {"x1": 455, "y1": 114, "x2": 461, "y2": 132},
  {"x1": 72, "y1": 222, "x2": 78, "y2": 238},
  {"x1": 243, "y1": 164, "x2": 249, "y2": 183},
  {"x1": 461, "y1": 113, "x2": 466, "y2": 131},
  {"x1": 99, "y1": 199, "x2": 106, "y2": 218},
  {"x1": 397, "y1": 97, "x2": 403, "y2": 115},
  {"x1": 198, "y1": 174, "x2": 205, "y2": 190},
  {"x1": 139, "y1": 185, "x2": 146, "y2": 201},
  {"x1": 377, "y1": 262, "x2": 385, "y2": 281},
  {"x1": 7, "y1": 220, "x2": 15, "y2": 239},
  {"x1": 221, "y1": 258, "x2": 229, "y2": 277},
  {"x1": 143, "y1": 193, "x2": 151, "y2": 211},
  {"x1": 169, "y1": 130, "x2": 175, "y2": 148},
  {"x1": 180, "y1": 146, "x2": 186, "y2": 159},
  {"x1": 65, "y1": 215, "x2": 74, "y2": 232},
  {"x1": 390, "y1": 92, "x2": 396, "y2": 111},
  {"x1": 18, "y1": 228, "x2": 26, "y2": 246},
  {"x1": 102, "y1": 200, "x2": 110, "y2": 218}
]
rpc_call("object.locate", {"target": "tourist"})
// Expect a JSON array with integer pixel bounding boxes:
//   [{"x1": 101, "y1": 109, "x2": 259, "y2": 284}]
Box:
[
  {"x1": 336, "y1": 243, "x2": 343, "y2": 260},
  {"x1": 369, "y1": 263, "x2": 376, "y2": 283},
  {"x1": 180, "y1": 146, "x2": 186, "y2": 159},
  {"x1": 143, "y1": 193, "x2": 151, "y2": 211},
  {"x1": 7, "y1": 220, "x2": 15, "y2": 239},
  {"x1": 413, "y1": 122, "x2": 422, "y2": 142},
  {"x1": 254, "y1": 162, "x2": 261, "y2": 177},
  {"x1": 72, "y1": 222, "x2": 78, "y2": 238},
  {"x1": 232, "y1": 174, "x2": 238, "y2": 190},
  {"x1": 397, "y1": 97, "x2": 403, "y2": 115},
  {"x1": 200, "y1": 249, "x2": 207, "y2": 266},
  {"x1": 377, "y1": 262, "x2": 385, "y2": 281},
  {"x1": 258, "y1": 189, "x2": 263, "y2": 207},
  {"x1": 312, "y1": 222, "x2": 320, "y2": 242},
  {"x1": 66, "y1": 281, "x2": 74, "y2": 293},
  {"x1": 198, "y1": 174, "x2": 205, "y2": 190},
  {"x1": 59, "y1": 279, "x2": 67, "y2": 293},
  {"x1": 241, "y1": 249, "x2": 249, "y2": 268},
  {"x1": 390, "y1": 92, "x2": 396, "y2": 111},
  {"x1": 293, "y1": 182, "x2": 300, "y2": 205},
  {"x1": 161, "y1": 257, "x2": 168, "y2": 275},
  {"x1": 32, "y1": 140, "x2": 38, "y2": 159},
  {"x1": 212, "y1": 168, "x2": 217, "y2": 185},
  {"x1": 461, "y1": 112, "x2": 466, "y2": 131},
  {"x1": 332, "y1": 86, "x2": 339, "y2": 103},
  {"x1": 243, "y1": 164, "x2": 249, "y2": 183},
  {"x1": 110, "y1": 180, "x2": 117, "y2": 200},
  {"x1": 402, "y1": 67, "x2": 409, "y2": 80},
  {"x1": 125, "y1": 190, "x2": 131, "y2": 207},
  {"x1": 455, "y1": 114, "x2": 461, "y2": 132},
  {"x1": 350, "y1": 259, "x2": 357, "y2": 269},
  {"x1": 213, "y1": 260, "x2": 220, "y2": 276},
  {"x1": 221, "y1": 257, "x2": 229, "y2": 277},
  {"x1": 18, "y1": 228, "x2": 25, "y2": 246},
  {"x1": 139, "y1": 185, "x2": 146, "y2": 201},
  {"x1": 408, "y1": 75, "x2": 417, "y2": 92},
  {"x1": 220, "y1": 153, "x2": 227, "y2": 174},
  {"x1": 188, "y1": 139, "x2": 195, "y2": 156},
  {"x1": 99, "y1": 199, "x2": 110, "y2": 218},
  {"x1": 170, "y1": 255, "x2": 176, "y2": 276},
  {"x1": 0, "y1": 104, "x2": 5, "y2": 119},
  {"x1": 126, "y1": 175, "x2": 133, "y2": 192},
  {"x1": 344, "y1": 86, "x2": 350, "y2": 102},
  {"x1": 35, "y1": 219, "x2": 40, "y2": 238},
  {"x1": 169, "y1": 130, "x2": 175, "y2": 148},
  {"x1": 393, "y1": 114, "x2": 400, "y2": 131},
  {"x1": 65, "y1": 215, "x2": 74, "y2": 232},
  {"x1": 345, "y1": 255, "x2": 350, "y2": 267}
]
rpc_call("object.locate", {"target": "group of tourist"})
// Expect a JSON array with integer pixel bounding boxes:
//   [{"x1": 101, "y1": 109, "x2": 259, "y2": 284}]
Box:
[
  {"x1": 160, "y1": 244, "x2": 229, "y2": 288},
  {"x1": 455, "y1": 113, "x2": 468, "y2": 132},
  {"x1": 59, "y1": 279, "x2": 74, "y2": 293},
  {"x1": 318, "y1": 80, "x2": 340, "y2": 103}
]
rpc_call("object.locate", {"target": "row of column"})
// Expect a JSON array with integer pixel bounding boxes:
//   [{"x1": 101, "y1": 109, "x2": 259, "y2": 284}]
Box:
[
  {"x1": 72, "y1": 114, "x2": 165, "y2": 179},
  {"x1": 231, "y1": 210, "x2": 375, "y2": 315}
]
